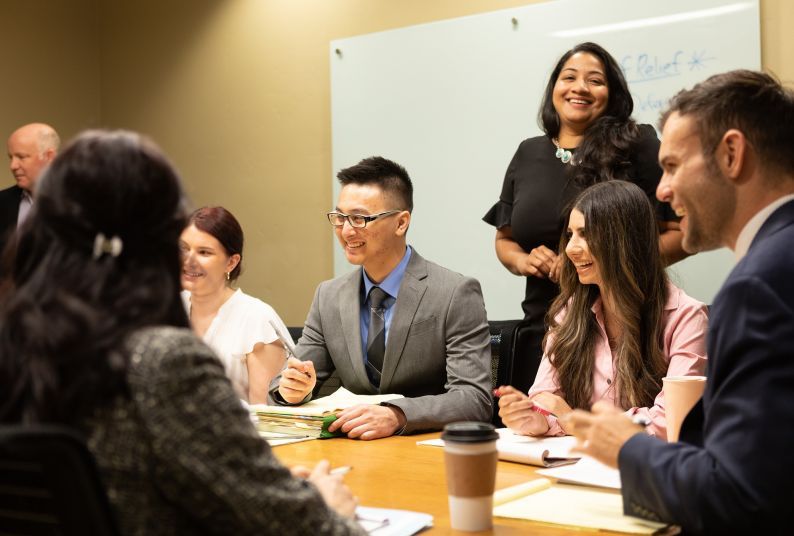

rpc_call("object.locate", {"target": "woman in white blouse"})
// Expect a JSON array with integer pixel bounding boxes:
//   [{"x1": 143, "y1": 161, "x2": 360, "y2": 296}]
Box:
[{"x1": 180, "y1": 206, "x2": 290, "y2": 403}]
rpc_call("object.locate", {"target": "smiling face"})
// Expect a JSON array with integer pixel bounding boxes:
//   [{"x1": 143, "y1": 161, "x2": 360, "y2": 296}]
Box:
[
  {"x1": 334, "y1": 183, "x2": 409, "y2": 283},
  {"x1": 565, "y1": 208, "x2": 603, "y2": 288},
  {"x1": 657, "y1": 112, "x2": 736, "y2": 253},
  {"x1": 179, "y1": 224, "x2": 240, "y2": 296},
  {"x1": 552, "y1": 52, "x2": 609, "y2": 134}
]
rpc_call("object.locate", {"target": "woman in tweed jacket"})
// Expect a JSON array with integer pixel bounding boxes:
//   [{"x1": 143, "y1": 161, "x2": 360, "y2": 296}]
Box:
[{"x1": 0, "y1": 130, "x2": 364, "y2": 536}]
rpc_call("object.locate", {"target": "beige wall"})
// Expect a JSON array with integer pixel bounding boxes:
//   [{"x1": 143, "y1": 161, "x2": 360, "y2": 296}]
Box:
[
  {"x1": 0, "y1": 0, "x2": 101, "y2": 160},
  {"x1": 2, "y1": 0, "x2": 792, "y2": 324}
]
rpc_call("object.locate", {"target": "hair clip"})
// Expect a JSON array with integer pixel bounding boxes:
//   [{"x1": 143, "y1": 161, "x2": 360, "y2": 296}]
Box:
[{"x1": 92, "y1": 232, "x2": 123, "y2": 260}]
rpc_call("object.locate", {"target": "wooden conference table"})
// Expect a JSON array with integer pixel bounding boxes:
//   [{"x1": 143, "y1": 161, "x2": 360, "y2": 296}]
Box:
[{"x1": 272, "y1": 432, "x2": 627, "y2": 535}]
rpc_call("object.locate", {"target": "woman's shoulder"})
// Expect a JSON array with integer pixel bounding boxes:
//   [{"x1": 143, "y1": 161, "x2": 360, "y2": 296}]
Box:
[
  {"x1": 229, "y1": 288, "x2": 281, "y2": 318},
  {"x1": 125, "y1": 326, "x2": 214, "y2": 370},
  {"x1": 516, "y1": 134, "x2": 551, "y2": 151},
  {"x1": 664, "y1": 282, "x2": 708, "y2": 316}
]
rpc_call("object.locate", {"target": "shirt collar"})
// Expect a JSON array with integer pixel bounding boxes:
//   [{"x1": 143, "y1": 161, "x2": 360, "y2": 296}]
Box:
[
  {"x1": 362, "y1": 246, "x2": 412, "y2": 300},
  {"x1": 734, "y1": 193, "x2": 794, "y2": 260}
]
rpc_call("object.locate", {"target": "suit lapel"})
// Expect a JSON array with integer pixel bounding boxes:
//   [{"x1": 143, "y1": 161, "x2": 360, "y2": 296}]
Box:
[
  {"x1": 380, "y1": 251, "x2": 428, "y2": 388},
  {"x1": 338, "y1": 270, "x2": 373, "y2": 391}
]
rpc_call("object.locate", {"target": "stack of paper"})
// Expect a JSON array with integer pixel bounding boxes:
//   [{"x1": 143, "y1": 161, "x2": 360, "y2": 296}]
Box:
[
  {"x1": 250, "y1": 387, "x2": 404, "y2": 444},
  {"x1": 493, "y1": 478, "x2": 669, "y2": 534},
  {"x1": 417, "y1": 428, "x2": 580, "y2": 467}
]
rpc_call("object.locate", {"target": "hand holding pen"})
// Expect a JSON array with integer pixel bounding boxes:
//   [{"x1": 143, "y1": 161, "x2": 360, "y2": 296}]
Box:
[{"x1": 494, "y1": 385, "x2": 552, "y2": 436}]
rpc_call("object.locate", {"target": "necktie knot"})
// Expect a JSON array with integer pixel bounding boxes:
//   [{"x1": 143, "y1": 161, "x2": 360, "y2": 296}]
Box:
[{"x1": 369, "y1": 286, "x2": 389, "y2": 309}]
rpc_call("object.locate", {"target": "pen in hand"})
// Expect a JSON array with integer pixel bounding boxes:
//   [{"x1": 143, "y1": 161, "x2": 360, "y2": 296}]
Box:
[
  {"x1": 493, "y1": 386, "x2": 558, "y2": 418},
  {"x1": 269, "y1": 320, "x2": 312, "y2": 378}
]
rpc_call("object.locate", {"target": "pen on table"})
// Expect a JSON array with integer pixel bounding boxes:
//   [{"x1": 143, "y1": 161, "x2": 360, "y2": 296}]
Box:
[
  {"x1": 330, "y1": 465, "x2": 352, "y2": 476},
  {"x1": 493, "y1": 387, "x2": 558, "y2": 419}
]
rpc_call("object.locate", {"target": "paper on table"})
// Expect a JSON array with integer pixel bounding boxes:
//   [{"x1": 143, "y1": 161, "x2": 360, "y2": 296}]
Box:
[
  {"x1": 250, "y1": 387, "x2": 404, "y2": 417},
  {"x1": 417, "y1": 428, "x2": 580, "y2": 467},
  {"x1": 493, "y1": 481, "x2": 668, "y2": 534},
  {"x1": 355, "y1": 506, "x2": 433, "y2": 535},
  {"x1": 537, "y1": 455, "x2": 622, "y2": 490}
]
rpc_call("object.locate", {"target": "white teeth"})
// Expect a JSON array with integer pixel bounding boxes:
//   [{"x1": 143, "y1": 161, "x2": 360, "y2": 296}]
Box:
[{"x1": 570, "y1": 99, "x2": 590, "y2": 104}]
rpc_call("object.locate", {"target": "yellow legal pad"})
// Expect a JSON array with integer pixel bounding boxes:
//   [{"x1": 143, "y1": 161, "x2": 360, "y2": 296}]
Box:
[{"x1": 493, "y1": 478, "x2": 670, "y2": 534}]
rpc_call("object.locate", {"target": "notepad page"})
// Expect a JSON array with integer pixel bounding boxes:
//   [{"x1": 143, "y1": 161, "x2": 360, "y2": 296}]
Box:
[
  {"x1": 250, "y1": 387, "x2": 404, "y2": 417},
  {"x1": 537, "y1": 455, "x2": 622, "y2": 490},
  {"x1": 493, "y1": 484, "x2": 666, "y2": 534}
]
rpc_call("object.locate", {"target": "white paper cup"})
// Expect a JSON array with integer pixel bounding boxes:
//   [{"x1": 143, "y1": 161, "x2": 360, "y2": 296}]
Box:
[
  {"x1": 663, "y1": 375, "x2": 706, "y2": 442},
  {"x1": 442, "y1": 422, "x2": 499, "y2": 531}
]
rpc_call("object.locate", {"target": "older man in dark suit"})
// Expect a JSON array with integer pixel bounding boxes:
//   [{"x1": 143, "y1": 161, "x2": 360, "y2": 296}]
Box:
[
  {"x1": 1, "y1": 123, "x2": 59, "y2": 253},
  {"x1": 567, "y1": 71, "x2": 794, "y2": 534},
  {"x1": 271, "y1": 156, "x2": 492, "y2": 439}
]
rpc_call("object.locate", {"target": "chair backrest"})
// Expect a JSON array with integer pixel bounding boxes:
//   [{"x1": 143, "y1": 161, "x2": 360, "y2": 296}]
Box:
[
  {"x1": 0, "y1": 425, "x2": 120, "y2": 535},
  {"x1": 488, "y1": 319, "x2": 522, "y2": 425}
]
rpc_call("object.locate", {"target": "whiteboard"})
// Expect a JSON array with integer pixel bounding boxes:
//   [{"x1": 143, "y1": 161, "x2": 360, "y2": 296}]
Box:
[{"x1": 330, "y1": 0, "x2": 760, "y2": 319}]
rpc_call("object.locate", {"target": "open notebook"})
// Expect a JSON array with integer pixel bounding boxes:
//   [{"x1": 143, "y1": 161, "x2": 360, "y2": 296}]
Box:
[
  {"x1": 493, "y1": 478, "x2": 670, "y2": 534},
  {"x1": 249, "y1": 387, "x2": 404, "y2": 443},
  {"x1": 417, "y1": 428, "x2": 581, "y2": 467}
]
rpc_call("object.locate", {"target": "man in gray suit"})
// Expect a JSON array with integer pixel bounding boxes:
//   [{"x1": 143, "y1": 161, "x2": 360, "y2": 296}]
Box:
[{"x1": 272, "y1": 156, "x2": 492, "y2": 439}]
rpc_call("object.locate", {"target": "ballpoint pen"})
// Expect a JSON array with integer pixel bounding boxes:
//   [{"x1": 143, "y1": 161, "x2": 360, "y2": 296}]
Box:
[
  {"x1": 268, "y1": 320, "x2": 311, "y2": 378},
  {"x1": 269, "y1": 319, "x2": 297, "y2": 358}
]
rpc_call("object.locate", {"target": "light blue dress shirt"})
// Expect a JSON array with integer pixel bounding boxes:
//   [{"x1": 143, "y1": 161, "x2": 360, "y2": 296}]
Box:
[{"x1": 360, "y1": 246, "x2": 412, "y2": 366}]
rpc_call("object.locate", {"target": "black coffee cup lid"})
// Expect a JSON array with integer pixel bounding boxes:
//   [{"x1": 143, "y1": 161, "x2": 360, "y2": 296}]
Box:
[{"x1": 441, "y1": 422, "x2": 499, "y2": 443}]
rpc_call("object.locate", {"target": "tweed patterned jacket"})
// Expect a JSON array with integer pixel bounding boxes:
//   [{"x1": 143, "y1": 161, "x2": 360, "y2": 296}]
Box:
[{"x1": 83, "y1": 326, "x2": 364, "y2": 536}]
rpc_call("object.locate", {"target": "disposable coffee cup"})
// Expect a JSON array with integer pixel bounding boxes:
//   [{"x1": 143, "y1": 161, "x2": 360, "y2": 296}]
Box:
[
  {"x1": 663, "y1": 375, "x2": 706, "y2": 442},
  {"x1": 441, "y1": 422, "x2": 499, "y2": 531}
]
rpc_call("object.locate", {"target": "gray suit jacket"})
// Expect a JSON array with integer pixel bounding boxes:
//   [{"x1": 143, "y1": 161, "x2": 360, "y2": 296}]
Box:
[{"x1": 272, "y1": 249, "x2": 492, "y2": 433}]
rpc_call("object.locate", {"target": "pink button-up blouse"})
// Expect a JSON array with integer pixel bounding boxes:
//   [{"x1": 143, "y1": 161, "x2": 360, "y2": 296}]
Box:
[{"x1": 527, "y1": 282, "x2": 708, "y2": 439}]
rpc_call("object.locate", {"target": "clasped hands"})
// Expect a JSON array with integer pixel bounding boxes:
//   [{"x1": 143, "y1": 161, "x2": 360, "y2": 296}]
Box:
[
  {"x1": 520, "y1": 245, "x2": 562, "y2": 283},
  {"x1": 278, "y1": 357, "x2": 406, "y2": 440}
]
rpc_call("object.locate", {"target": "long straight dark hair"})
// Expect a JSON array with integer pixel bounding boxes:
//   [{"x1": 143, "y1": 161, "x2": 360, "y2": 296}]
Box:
[
  {"x1": 0, "y1": 130, "x2": 190, "y2": 424},
  {"x1": 544, "y1": 181, "x2": 668, "y2": 410},
  {"x1": 539, "y1": 42, "x2": 644, "y2": 187}
]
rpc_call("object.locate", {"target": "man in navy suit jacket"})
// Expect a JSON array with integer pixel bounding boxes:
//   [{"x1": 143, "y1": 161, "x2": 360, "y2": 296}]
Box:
[
  {"x1": 1, "y1": 123, "x2": 59, "y2": 254},
  {"x1": 566, "y1": 70, "x2": 794, "y2": 534}
]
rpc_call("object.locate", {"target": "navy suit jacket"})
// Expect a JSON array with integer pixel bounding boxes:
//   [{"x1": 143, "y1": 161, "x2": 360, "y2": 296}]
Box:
[
  {"x1": 0, "y1": 185, "x2": 23, "y2": 256},
  {"x1": 618, "y1": 199, "x2": 794, "y2": 534}
]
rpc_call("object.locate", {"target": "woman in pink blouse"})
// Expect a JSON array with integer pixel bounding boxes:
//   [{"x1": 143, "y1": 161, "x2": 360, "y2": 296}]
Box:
[{"x1": 497, "y1": 180, "x2": 707, "y2": 439}]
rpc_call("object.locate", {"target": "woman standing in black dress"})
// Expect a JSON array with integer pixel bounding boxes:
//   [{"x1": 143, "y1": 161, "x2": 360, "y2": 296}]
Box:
[{"x1": 483, "y1": 42, "x2": 686, "y2": 382}]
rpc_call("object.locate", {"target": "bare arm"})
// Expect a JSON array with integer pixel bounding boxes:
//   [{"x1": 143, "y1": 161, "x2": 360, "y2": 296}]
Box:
[
  {"x1": 659, "y1": 220, "x2": 689, "y2": 266},
  {"x1": 495, "y1": 226, "x2": 558, "y2": 279},
  {"x1": 246, "y1": 342, "x2": 287, "y2": 404}
]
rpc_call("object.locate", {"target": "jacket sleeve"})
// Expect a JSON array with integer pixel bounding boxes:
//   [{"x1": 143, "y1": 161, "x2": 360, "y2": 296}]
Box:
[
  {"x1": 132, "y1": 329, "x2": 363, "y2": 535},
  {"x1": 618, "y1": 276, "x2": 794, "y2": 534}
]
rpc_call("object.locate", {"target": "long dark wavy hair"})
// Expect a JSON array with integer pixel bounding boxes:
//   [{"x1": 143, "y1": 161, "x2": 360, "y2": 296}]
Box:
[
  {"x1": 0, "y1": 130, "x2": 190, "y2": 424},
  {"x1": 544, "y1": 181, "x2": 668, "y2": 410},
  {"x1": 539, "y1": 42, "x2": 643, "y2": 187}
]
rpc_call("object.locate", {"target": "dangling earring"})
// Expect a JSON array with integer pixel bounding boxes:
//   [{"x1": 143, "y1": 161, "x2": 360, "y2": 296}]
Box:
[{"x1": 225, "y1": 271, "x2": 230, "y2": 281}]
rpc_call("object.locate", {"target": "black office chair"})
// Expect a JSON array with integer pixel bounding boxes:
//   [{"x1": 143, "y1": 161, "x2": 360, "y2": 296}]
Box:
[
  {"x1": 487, "y1": 319, "x2": 546, "y2": 426},
  {"x1": 488, "y1": 319, "x2": 521, "y2": 426},
  {"x1": 0, "y1": 425, "x2": 120, "y2": 535}
]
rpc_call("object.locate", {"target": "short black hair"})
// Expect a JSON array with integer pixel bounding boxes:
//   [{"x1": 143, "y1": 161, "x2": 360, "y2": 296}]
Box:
[{"x1": 336, "y1": 156, "x2": 413, "y2": 212}]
